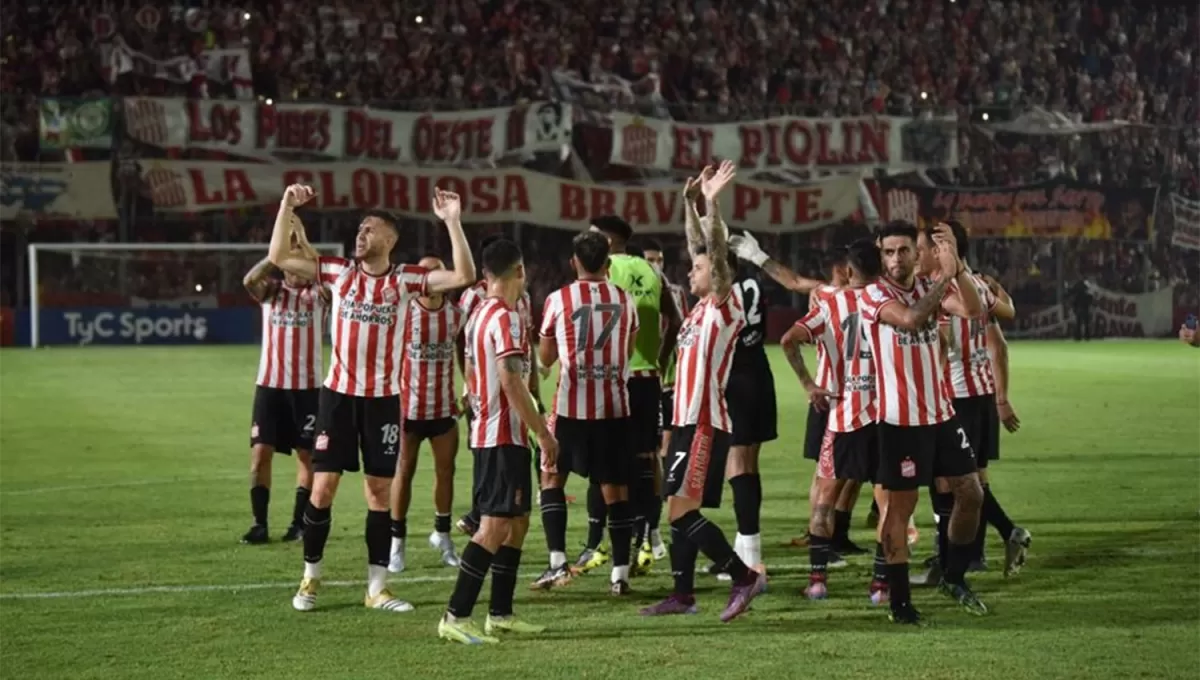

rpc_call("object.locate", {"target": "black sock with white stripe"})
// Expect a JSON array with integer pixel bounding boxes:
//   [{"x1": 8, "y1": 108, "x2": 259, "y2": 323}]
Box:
[
  {"x1": 488, "y1": 546, "x2": 522, "y2": 617},
  {"x1": 301, "y1": 503, "x2": 332, "y2": 567},
  {"x1": 607, "y1": 501, "x2": 634, "y2": 572},
  {"x1": 585, "y1": 483, "x2": 606, "y2": 550},
  {"x1": 447, "y1": 541, "x2": 495, "y2": 619},
  {"x1": 539, "y1": 487, "x2": 568, "y2": 568},
  {"x1": 669, "y1": 525, "x2": 699, "y2": 596},
  {"x1": 671, "y1": 510, "x2": 750, "y2": 583}
]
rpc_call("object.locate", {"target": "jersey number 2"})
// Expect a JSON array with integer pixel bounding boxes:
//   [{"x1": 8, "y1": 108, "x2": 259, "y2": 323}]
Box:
[
  {"x1": 734, "y1": 279, "x2": 763, "y2": 325},
  {"x1": 570, "y1": 303, "x2": 622, "y2": 351}
]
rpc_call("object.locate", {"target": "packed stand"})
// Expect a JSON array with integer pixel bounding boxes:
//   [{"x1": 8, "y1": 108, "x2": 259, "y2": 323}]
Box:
[{"x1": 2, "y1": 0, "x2": 1197, "y2": 314}]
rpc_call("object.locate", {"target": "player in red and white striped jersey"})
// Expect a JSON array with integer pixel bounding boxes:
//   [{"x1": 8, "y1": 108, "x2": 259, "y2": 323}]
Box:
[
  {"x1": 388, "y1": 256, "x2": 468, "y2": 576},
  {"x1": 642, "y1": 240, "x2": 689, "y2": 563},
  {"x1": 531, "y1": 231, "x2": 640, "y2": 593},
  {"x1": 439, "y1": 238, "x2": 555, "y2": 644},
  {"x1": 453, "y1": 235, "x2": 544, "y2": 538},
  {"x1": 918, "y1": 223, "x2": 1030, "y2": 579},
  {"x1": 857, "y1": 220, "x2": 987, "y2": 624},
  {"x1": 782, "y1": 239, "x2": 885, "y2": 599},
  {"x1": 268, "y1": 185, "x2": 476, "y2": 615},
  {"x1": 642, "y1": 162, "x2": 765, "y2": 622},
  {"x1": 241, "y1": 250, "x2": 327, "y2": 546}
]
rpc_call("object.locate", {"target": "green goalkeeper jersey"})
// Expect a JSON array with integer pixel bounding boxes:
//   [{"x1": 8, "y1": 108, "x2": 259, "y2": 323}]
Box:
[{"x1": 607, "y1": 253, "x2": 663, "y2": 375}]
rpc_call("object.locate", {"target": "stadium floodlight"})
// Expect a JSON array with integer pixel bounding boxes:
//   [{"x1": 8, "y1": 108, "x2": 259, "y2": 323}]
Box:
[{"x1": 26, "y1": 242, "x2": 344, "y2": 348}]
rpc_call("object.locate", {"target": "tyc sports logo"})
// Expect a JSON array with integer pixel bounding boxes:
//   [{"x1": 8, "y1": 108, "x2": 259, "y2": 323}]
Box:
[{"x1": 62, "y1": 311, "x2": 208, "y2": 345}]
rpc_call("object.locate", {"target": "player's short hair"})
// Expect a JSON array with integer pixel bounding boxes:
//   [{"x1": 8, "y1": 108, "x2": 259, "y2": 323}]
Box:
[
  {"x1": 877, "y1": 220, "x2": 919, "y2": 243},
  {"x1": 626, "y1": 242, "x2": 645, "y2": 259},
  {"x1": 362, "y1": 209, "x2": 400, "y2": 235},
  {"x1": 846, "y1": 238, "x2": 883, "y2": 278},
  {"x1": 944, "y1": 219, "x2": 970, "y2": 261},
  {"x1": 641, "y1": 238, "x2": 664, "y2": 254},
  {"x1": 481, "y1": 238, "x2": 522, "y2": 278},
  {"x1": 822, "y1": 245, "x2": 850, "y2": 274},
  {"x1": 572, "y1": 231, "x2": 610, "y2": 274},
  {"x1": 591, "y1": 215, "x2": 634, "y2": 242}
]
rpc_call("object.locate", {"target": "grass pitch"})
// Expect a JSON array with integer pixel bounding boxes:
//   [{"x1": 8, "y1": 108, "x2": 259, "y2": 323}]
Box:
[{"x1": 1, "y1": 341, "x2": 1198, "y2": 680}]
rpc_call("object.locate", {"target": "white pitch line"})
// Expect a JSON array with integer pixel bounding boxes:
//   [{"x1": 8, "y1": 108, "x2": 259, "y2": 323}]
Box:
[{"x1": 0, "y1": 475, "x2": 244, "y2": 496}]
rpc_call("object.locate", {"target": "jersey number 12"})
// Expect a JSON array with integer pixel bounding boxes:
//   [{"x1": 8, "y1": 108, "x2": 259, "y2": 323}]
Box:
[{"x1": 733, "y1": 279, "x2": 763, "y2": 325}]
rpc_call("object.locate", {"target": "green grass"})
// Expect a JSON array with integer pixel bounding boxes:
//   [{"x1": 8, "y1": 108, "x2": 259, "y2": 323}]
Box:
[{"x1": 1, "y1": 341, "x2": 1198, "y2": 679}]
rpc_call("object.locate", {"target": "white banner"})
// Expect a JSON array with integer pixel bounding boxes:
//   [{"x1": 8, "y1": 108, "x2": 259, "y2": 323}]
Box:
[
  {"x1": 0, "y1": 163, "x2": 116, "y2": 220},
  {"x1": 1008, "y1": 286, "x2": 1176, "y2": 339},
  {"x1": 609, "y1": 113, "x2": 958, "y2": 173},
  {"x1": 138, "y1": 161, "x2": 863, "y2": 234},
  {"x1": 123, "y1": 98, "x2": 573, "y2": 165},
  {"x1": 1170, "y1": 193, "x2": 1200, "y2": 251},
  {"x1": 106, "y1": 37, "x2": 253, "y2": 99}
]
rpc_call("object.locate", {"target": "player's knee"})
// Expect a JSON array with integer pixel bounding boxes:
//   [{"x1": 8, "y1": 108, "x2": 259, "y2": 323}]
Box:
[
  {"x1": 951, "y1": 475, "x2": 984, "y2": 510},
  {"x1": 475, "y1": 517, "x2": 511, "y2": 552},
  {"x1": 505, "y1": 515, "x2": 530, "y2": 546},
  {"x1": 363, "y1": 476, "x2": 391, "y2": 511},
  {"x1": 250, "y1": 445, "x2": 273, "y2": 471}
]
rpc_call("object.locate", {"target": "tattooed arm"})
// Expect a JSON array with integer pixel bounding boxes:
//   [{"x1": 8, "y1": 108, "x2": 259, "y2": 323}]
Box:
[
  {"x1": 877, "y1": 277, "x2": 951, "y2": 331},
  {"x1": 731, "y1": 230, "x2": 823, "y2": 293},
  {"x1": 705, "y1": 200, "x2": 733, "y2": 299},
  {"x1": 683, "y1": 178, "x2": 705, "y2": 261},
  {"x1": 243, "y1": 257, "x2": 279, "y2": 303}
]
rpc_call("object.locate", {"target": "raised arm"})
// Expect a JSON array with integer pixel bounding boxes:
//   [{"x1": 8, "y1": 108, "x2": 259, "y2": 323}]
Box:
[
  {"x1": 931, "y1": 223, "x2": 983, "y2": 319},
  {"x1": 699, "y1": 160, "x2": 738, "y2": 299},
  {"x1": 731, "y1": 230, "x2": 824, "y2": 293},
  {"x1": 427, "y1": 189, "x2": 477, "y2": 294},
  {"x1": 243, "y1": 256, "x2": 279, "y2": 303},
  {"x1": 269, "y1": 185, "x2": 318, "y2": 279},
  {"x1": 683, "y1": 177, "x2": 706, "y2": 261}
]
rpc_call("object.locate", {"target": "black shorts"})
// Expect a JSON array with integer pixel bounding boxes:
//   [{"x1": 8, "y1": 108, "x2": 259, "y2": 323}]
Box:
[
  {"x1": 660, "y1": 388, "x2": 676, "y2": 432},
  {"x1": 312, "y1": 388, "x2": 401, "y2": 477},
  {"x1": 817, "y1": 424, "x2": 879, "y2": 483},
  {"x1": 403, "y1": 417, "x2": 457, "y2": 441},
  {"x1": 725, "y1": 365, "x2": 778, "y2": 446},
  {"x1": 472, "y1": 445, "x2": 533, "y2": 518},
  {"x1": 552, "y1": 416, "x2": 633, "y2": 485},
  {"x1": 663, "y1": 424, "x2": 731, "y2": 509},
  {"x1": 803, "y1": 403, "x2": 829, "y2": 460},
  {"x1": 953, "y1": 395, "x2": 1000, "y2": 468},
  {"x1": 876, "y1": 418, "x2": 978, "y2": 491},
  {"x1": 627, "y1": 376, "x2": 662, "y2": 452},
  {"x1": 250, "y1": 386, "x2": 320, "y2": 455}
]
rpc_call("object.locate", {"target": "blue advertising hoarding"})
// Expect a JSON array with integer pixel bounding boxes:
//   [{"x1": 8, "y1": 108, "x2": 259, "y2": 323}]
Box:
[{"x1": 17, "y1": 307, "x2": 260, "y2": 346}]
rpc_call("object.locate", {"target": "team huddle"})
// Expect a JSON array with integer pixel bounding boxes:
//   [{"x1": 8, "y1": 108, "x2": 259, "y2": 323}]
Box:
[{"x1": 238, "y1": 161, "x2": 1032, "y2": 641}]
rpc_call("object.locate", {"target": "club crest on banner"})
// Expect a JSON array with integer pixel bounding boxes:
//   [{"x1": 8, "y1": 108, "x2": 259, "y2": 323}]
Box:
[{"x1": 619, "y1": 116, "x2": 658, "y2": 167}]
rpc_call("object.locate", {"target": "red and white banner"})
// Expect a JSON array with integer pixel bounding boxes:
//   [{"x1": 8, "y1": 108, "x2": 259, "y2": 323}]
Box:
[
  {"x1": 105, "y1": 38, "x2": 253, "y2": 99},
  {"x1": 138, "y1": 161, "x2": 863, "y2": 233},
  {"x1": 609, "y1": 113, "x2": 959, "y2": 173},
  {"x1": 123, "y1": 98, "x2": 574, "y2": 165},
  {"x1": 1170, "y1": 193, "x2": 1200, "y2": 251},
  {"x1": 1, "y1": 163, "x2": 117, "y2": 220}
]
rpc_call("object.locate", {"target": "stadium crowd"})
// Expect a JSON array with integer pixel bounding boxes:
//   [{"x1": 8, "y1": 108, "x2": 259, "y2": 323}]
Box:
[{"x1": 1, "y1": 0, "x2": 1196, "y2": 316}]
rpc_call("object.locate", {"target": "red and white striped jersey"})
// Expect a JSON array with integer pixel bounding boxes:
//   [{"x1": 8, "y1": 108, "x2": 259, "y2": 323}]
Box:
[
  {"x1": 401, "y1": 298, "x2": 465, "y2": 420},
  {"x1": 859, "y1": 276, "x2": 954, "y2": 427},
  {"x1": 673, "y1": 292, "x2": 745, "y2": 431},
  {"x1": 317, "y1": 256, "x2": 427, "y2": 397},
  {"x1": 941, "y1": 273, "x2": 998, "y2": 399},
  {"x1": 660, "y1": 283, "x2": 690, "y2": 389},
  {"x1": 466, "y1": 297, "x2": 532, "y2": 448},
  {"x1": 809, "y1": 284, "x2": 840, "y2": 392},
  {"x1": 540, "y1": 280, "x2": 639, "y2": 419},
  {"x1": 255, "y1": 283, "x2": 326, "y2": 390},
  {"x1": 794, "y1": 287, "x2": 876, "y2": 432},
  {"x1": 458, "y1": 280, "x2": 533, "y2": 396}
]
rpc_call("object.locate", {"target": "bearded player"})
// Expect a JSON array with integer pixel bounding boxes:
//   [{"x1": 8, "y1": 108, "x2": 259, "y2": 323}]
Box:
[
  {"x1": 641, "y1": 161, "x2": 766, "y2": 621},
  {"x1": 269, "y1": 186, "x2": 475, "y2": 614},
  {"x1": 640, "y1": 239, "x2": 689, "y2": 564},
  {"x1": 389, "y1": 256, "x2": 466, "y2": 574},
  {"x1": 858, "y1": 220, "x2": 986, "y2": 624},
  {"x1": 913, "y1": 223, "x2": 1030, "y2": 580},
  {"x1": 241, "y1": 243, "x2": 326, "y2": 545}
]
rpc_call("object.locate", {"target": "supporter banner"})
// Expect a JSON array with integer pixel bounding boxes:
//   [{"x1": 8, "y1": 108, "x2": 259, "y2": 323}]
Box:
[
  {"x1": 38, "y1": 98, "x2": 114, "y2": 149},
  {"x1": 19, "y1": 307, "x2": 258, "y2": 346},
  {"x1": 105, "y1": 37, "x2": 253, "y2": 99},
  {"x1": 138, "y1": 161, "x2": 862, "y2": 233},
  {"x1": 1007, "y1": 286, "x2": 1175, "y2": 339},
  {"x1": 123, "y1": 98, "x2": 573, "y2": 165},
  {"x1": 0, "y1": 163, "x2": 117, "y2": 220},
  {"x1": 608, "y1": 113, "x2": 958, "y2": 173},
  {"x1": 548, "y1": 69, "x2": 671, "y2": 121},
  {"x1": 880, "y1": 178, "x2": 1157, "y2": 239},
  {"x1": 1170, "y1": 193, "x2": 1200, "y2": 251}
]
